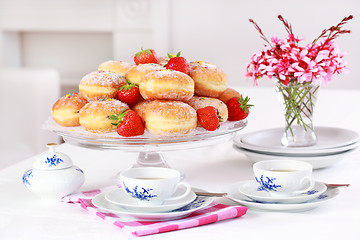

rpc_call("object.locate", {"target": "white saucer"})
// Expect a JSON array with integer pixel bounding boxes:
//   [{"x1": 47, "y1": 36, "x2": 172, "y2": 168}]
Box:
[
  {"x1": 92, "y1": 188, "x2": 213, "y2": 221},
  {"x1": 105, "y1": 187, "x2": 197, "y2": 213},
  {"x1": 238, "y1": 180, "x2": 327, "y2": 204},
  {"x1": 234, "y1": 127, "x2": 359, "y2": 155},
  {"x1": 234, "y1": 147, "x2": 358, "y2": 169},
  {"x1": 224, "y1": 182, "x2": 339, "y2": 212}
]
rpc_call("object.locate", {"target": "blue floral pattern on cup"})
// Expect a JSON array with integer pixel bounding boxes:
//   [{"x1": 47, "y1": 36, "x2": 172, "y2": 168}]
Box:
[
  {"x1": 45, "y1": 154, "x2": 64, "y2": 167},
  {"x1": 123, "y1": 182, "x2": 157, "y2": 201},
  {"x1": 22, "y1": 169, "x2": 33, "y2": 187},
  {"x1": 255, "y1": 175, "x2": 282, "y2": 192}
]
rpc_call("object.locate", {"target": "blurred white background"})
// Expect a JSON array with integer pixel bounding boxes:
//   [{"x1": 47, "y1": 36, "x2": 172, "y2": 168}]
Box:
[{"x1": 0, "y1": 0, "x2": 359, "y2": 166}]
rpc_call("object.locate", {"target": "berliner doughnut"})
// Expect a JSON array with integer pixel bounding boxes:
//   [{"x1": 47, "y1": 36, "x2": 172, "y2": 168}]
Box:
[
  {"x1": 189, "y1": 61, "x2": 227, "y2": 98},
  {"x1": 186, "y1": 96, "x2": 228, "y2": 123},
  {"x1": 141, "y1": 100, "x2": 197, "y2": 136},
  {"x1": 125, "y1": 63, "x2": 164, "y2": 84},
  {"x1": 79, "y1": 99, "x2": 128, "y2": 133},
  {"x1": 52, "y1": 93, "x2": 88, "y2": 127},
  {"x1": 218, "y1": 88, "x2": 241, "y2": 104},
  {"x1": 98, "y1": 60, "x2": 133, "y2": 77},
  {"x1": 132, "y1": 99, "x2": 149, "y2": 119},
  {"x1": 79, "y1": 70, "x2": 126, "y2": 101},
  {"x1": 139, "y1": 69, "x2": 194, "y2": 101}
]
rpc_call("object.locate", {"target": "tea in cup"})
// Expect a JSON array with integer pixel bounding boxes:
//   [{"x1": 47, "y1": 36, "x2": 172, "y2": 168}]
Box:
[
  {"x1": 119, "y1": 167, "x2": 192, "y2": 205},
  {"x1": 253, "y1": 160, "x2": 314, "y2": 196}
]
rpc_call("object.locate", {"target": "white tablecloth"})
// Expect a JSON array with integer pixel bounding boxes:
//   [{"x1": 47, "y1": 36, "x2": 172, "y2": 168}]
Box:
[{"x1": 0, "y1": 87, "x2": 359, "y2": 239}]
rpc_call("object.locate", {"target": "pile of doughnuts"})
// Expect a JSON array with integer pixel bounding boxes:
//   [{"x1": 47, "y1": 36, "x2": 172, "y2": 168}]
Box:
[{"x1": 52, "y1": 52, "x2": 243, "y2": 136}]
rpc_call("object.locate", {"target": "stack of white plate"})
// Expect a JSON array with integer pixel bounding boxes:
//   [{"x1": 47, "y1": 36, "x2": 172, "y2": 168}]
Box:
[
  {"x1": 91, "y1": 187, "x2": 213, "y2": 221},
  {"x1": 233, "y1": 127, "x2": 360, "y2": 169},
  {"x1": 223, "y1": 181, "x2": 340, "y2": 212}
]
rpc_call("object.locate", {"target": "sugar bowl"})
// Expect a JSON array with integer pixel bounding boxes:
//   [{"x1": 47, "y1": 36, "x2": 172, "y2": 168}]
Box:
[{"x1": 22, "y1": 143, "x2": 85, "y2": 200}]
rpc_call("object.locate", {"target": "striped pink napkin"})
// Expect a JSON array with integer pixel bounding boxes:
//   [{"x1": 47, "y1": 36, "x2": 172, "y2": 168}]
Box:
[{"x1": 62, "y1": 186, "x2": 247, "y2": 237}]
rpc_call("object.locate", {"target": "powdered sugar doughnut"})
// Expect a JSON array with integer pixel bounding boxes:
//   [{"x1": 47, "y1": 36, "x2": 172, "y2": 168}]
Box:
[
  {"x1": 189, "y1": 61, "x2": 227, "y2": 98},
  {"x1": 52, "y1": 93, "x2": 88, "y2": 127},
  {"x1": 218, "y1": 88, "x2": 241, "y2": 104},
  {"x1": 125, "y1": 63, "x2": 164, "y2": 84},
  {"x1": 98, "y1": 60, "x2": 133, "y2": 77},
  {"x1": 186, "y1": 96, "x2": 228, "y2": 123},
  {"x1": 132, "y1": 99, "x2": 150, "y2": 119},
  {"x1": 139, "y1": 69, "x2": 194, "y2": 101},
  {"x1": 79, "y1": 99, "x2": 129, "y2": 133},
  {"x1": 142, "y1": 100, "x2": 197, "y2": 136},
  {"x1": 79, "y1": 70, "x2": 126, "y2": 101}
]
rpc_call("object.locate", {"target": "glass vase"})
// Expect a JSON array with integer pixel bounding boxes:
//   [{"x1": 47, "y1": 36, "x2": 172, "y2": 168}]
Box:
[{"x1": 275, "y1": 81, "x2": 320, "y2": 147}]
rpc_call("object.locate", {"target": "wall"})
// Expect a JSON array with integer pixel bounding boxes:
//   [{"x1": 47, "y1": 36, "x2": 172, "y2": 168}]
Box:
[
  {"x1": 0, "y1": 0, "x2": 359, "y2": 92},
  {"x1": 170, "y1": 0, "x2": 360, "y2": 89}
]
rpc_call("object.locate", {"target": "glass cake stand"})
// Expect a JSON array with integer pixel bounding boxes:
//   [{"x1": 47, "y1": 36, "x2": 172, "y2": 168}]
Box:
[{"x1": 44, "y1": 119, "x2": 247, "y2": 170}]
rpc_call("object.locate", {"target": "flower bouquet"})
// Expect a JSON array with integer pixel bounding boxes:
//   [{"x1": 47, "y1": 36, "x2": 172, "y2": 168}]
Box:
[{"x1": 246, "y1": 15, "x2": 353, "y2": 147}]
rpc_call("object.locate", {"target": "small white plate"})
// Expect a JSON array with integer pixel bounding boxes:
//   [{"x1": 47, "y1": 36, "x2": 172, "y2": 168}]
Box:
[
  {"x1": 238, "y1": 180, "x2": 327, "y2": 204},
  {"x1": 92, "y1": 189, "x2": 213, "y2": 221},
  {"x1": 234, "y1": 127, "x2": 359, "y2": 155},
  {"x1": 224, "y1": 182, "x2": 339, "y2": 212},
  {"x1": 105, "y1": 187, "x2": 197, "y2": 213},
  {"x1": 234, "y1": 147, "x2": 358, "y2": 169}
]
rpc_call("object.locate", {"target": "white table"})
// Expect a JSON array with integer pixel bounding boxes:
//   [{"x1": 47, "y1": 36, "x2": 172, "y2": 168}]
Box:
[{"x1": 1, "y1": 87, "x2": 359, "y2": 240}]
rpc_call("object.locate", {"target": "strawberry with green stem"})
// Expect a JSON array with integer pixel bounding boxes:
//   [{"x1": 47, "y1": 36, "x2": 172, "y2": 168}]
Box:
[
  {"x1": 134, "y1": 48, "x2": 158, "y2": 65},
  {"x1": 109, "y1": 109, "x2": 145, "y2": 137},
  {"x1": 226, "y1": 96, "x2": 254, "y2": 121},
  {"x1": 196, "y1": 106, "x2": 222, "y2": 131},
  {"x1": 166, "y1": 51, "x2": 190, "y2": 75},
  {"x1": 117, "y1": 81, "x2": 140, "y2": 106}
]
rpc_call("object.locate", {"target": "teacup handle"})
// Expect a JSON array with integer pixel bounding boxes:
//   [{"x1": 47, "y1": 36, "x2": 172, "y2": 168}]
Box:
[
  {"x1": 165, "y1": 182, "x2": 192, "y2": 201},
  {"x1": 293, "y1": 176, "x2": 315, "y2": 194}
]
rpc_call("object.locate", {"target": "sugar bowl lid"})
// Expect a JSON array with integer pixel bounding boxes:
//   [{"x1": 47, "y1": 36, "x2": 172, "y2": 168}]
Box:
[{"x1": 33, "y1": 143, "x2": 73, "y2": 170}]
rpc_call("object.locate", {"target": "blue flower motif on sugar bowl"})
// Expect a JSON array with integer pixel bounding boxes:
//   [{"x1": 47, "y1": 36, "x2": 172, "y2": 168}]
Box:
[{"x1": 22, "y1": 143, "x2": 85, "y2": 200}]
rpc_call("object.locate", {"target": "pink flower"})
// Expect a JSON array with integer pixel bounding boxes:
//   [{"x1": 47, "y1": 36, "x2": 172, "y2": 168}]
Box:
[
  {"x1": 246, "y1": 16, "x2": 351, "y2": 86},
  {"x1": 271, "y1": 36, "x2": 285, "y2": 45},
  {"x1": 288, "y1": 34, "x2": 303, "y2": 42},
  {"x1": 293, "y1": 60, "x2": 318, "y2": 83}
]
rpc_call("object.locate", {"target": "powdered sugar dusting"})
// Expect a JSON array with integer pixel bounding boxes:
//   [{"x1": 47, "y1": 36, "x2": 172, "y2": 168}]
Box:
[
  {"x1": 140, "y1": 70, "x2": 194, "y2": 101},
  {"x1": 53, "y1": 93, "x2": 88, "y2": 110},
  {"x1": 190, "y1": 61, "x2": 217, "y2": 70},
  {"x1": 133, "y1": 63, "x2": 164, "y2": 73},
  {"x1": 145, "y1": 100, "x2": 196, "y2": 119},
  {"x1": 80, "y1": 71, "x2": 125, "y2": 87},
  {"x1": 81, "y1": 99, "x2": 128, "y2": 115},
  {"x1": 99, "y1": 60, "x2": 133, "y2": 69},
  {"x1": 150, "y1": 69, "x2": 177, "y2": 78}
]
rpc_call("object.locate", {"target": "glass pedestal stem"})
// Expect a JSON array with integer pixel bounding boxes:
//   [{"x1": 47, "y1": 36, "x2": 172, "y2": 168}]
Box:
[{"x1": 133, "y1": 151, "x2": 169, "y2": 168}]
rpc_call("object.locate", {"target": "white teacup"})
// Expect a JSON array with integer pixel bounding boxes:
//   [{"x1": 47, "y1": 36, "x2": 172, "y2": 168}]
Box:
[
  {"x1": 119, "y1": 167, "x2": 192, "y2": 206},
  {"x1": 253, "y1": 160, "x2": 315, "y2": 196}
]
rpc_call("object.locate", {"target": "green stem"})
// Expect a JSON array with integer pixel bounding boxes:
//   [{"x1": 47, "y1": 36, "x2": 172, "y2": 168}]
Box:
[{"x1": 276, "y1": 81, "x2": 318, "y2": 137}]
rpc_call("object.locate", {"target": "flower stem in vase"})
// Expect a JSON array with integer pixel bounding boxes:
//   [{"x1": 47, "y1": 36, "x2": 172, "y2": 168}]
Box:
[
  {"x1": 246, "y1": 15, "x2": 353, "y2": 147},
  {"x1": 275, "y1": 81, "x2": 320, "y2": 147}
]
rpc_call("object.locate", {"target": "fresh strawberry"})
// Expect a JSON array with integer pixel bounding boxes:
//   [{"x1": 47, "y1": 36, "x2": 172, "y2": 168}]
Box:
[
  {"x1": 226, "y1": 96, "x2": 253, "y2": 121},
  {"x1": 196, "y1": 106, "x2": 222, "y2": 131},
  {"x1": 166, "y1": 52, "x2": 190, "y2": 74},
  {"x1": 133, "y1": 48, "x2": 158, "y2": 65},
  {"x1": 109, "y1": 109, "x2": 145, "y2": 137},
  {"x1": 117, "y1": 81, "x2": 140, "y2": 106}
]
